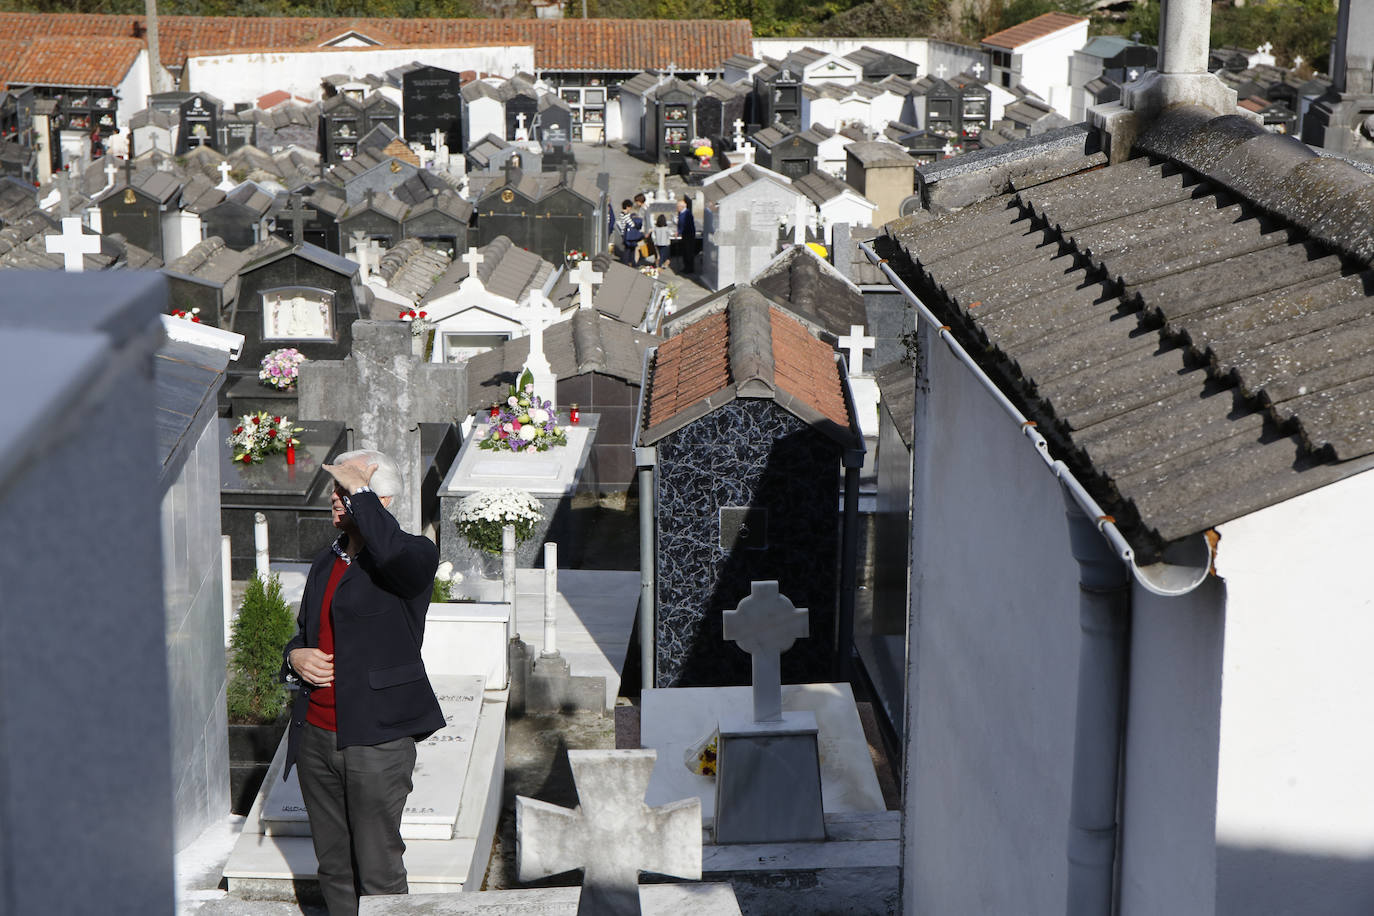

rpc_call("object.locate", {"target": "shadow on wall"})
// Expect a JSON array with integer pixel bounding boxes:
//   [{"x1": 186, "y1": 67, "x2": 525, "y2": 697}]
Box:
[{"x1": 1218, "y1": 844, "x2": 1374, "y2": 916}]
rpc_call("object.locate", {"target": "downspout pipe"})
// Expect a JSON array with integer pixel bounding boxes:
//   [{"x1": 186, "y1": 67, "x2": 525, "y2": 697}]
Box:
[
  {"x1": 634, "y1": 345, "x2": 659, "y2": 692},
  {"x1": 1063, "y1": 490, "x2": 1131, "y2": 916}
]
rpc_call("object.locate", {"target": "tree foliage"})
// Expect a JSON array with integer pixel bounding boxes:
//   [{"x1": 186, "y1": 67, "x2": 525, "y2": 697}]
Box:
[{"x1": 227, "y1": 573, "x2": 296, "y2": 726}]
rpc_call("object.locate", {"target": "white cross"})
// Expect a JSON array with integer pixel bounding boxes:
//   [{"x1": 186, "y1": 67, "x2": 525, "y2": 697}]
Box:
[
  {"x1": 1128, "y1": 69, "x2": 1140, "y2": 81},
  {"x1": 838, "y1": 324, "x2": 876, "y2": 377},
  {"x1": 515, "y1": 111, "x2": 528, "y2": 141},
  {"x1": 104, "y1": 158, "x2": 117, "y2": 188},
  {"x1": 971, "y1": 61, "x2": 985, "y2": 78},
  {"x1": 936, "y1": 63, "x2": 948, "y2": 78},
  {"x1": 516, "y1": 750, "x2": 701, "y2": 914},
  {"x1": 942, "y1": 141, "x2": 956, "y2": 157},
  {"x1": 722, "y1": 581, "x2": 809, "y2": 723},
  {"x1": 1293, "y1": 54, "x2": 1305, "y2": 69},
  {"x1": 430, "y1": 128, "x2": 445, "y2": 150},
  {"x1": 216, "y1": 159, "x2": 234, "y2": 191},
  {"x1": 1258, "y1": 41, "x2": 1274, "y2": 56},
  {"x1": 655, "y1": 161, "x2": 669, "y2": 198},
  {"x1": 733, "y1": 117, "x2": 746, "y2": 149},
  {"x1": 570, "y1": 258, "x2": 603, "y2": 310},
  {"x1": 521, "y1": 289, "x2": 562, "y2": 406},
  {"x1": 45, "y1": 217, "x2": 101, "y2": 272},
  {"x1": 793, "y1": 195, "x2": 807, "y2": 245},
  {"x1": 696, "y1": 72, "x2": 710, "y2": 86},
  {"x1": 461, "y1": 246, "x2": 485, "y2": 286},
  {"x1": 350, "y1": 230, "x2": 381, "y2": 281}
]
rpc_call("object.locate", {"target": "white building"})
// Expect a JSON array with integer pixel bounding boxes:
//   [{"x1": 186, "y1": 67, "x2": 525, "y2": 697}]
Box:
[{"x1": 981, "y1": 10, "x2": 1089, "y2": 115}]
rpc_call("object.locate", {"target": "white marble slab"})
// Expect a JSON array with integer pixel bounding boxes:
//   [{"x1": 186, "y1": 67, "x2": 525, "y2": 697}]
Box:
[
  {"x1": 640, "y1": 683, "x2": 886, "y2": 822},
  {"x1": 358, "y1": 882, "x2": 743, "y2": 914},
  {"x1": 262, "y1": 675, "x2": 487, "y2": 840},
  {"x1": 224, "y1": 691, "x2": 508, "y2": 895},
  {"x1": 423, "y1": 602, "x2": 510, "y2": 687},
  {"x1": 440, "y1": 425, "x2": 593, "y2": 498}
]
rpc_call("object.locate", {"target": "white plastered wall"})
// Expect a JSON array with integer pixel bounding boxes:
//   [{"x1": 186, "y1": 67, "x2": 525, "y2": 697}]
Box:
[{"x1": 1212, "y1": 466, "x2": 1374, "y2": 915}]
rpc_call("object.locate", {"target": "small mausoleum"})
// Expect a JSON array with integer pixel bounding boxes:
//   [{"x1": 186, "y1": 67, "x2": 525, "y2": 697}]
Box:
[{"x1": 637, "y1": 286, "x2": 864, "y2": 688}]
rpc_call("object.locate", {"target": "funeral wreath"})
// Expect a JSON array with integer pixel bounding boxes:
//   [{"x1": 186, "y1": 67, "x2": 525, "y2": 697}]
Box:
[
  {"x1": 227, "y1": 411, "x2": 302, "y2": 464},
  {"x1": 259, "y1": 347, "x2": 306, "y2": 391},
  {"x1": 456, "y1": 487, "x2": 543, "y2": 555},
  {"x1": 478, "y1": 368, "x2": 568, "y2": 453}
]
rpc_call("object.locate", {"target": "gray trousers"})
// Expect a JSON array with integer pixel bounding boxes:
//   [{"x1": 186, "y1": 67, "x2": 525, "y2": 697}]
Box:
[{"x1": 298, "y1": 722, "x2": 416, "y2": 916}]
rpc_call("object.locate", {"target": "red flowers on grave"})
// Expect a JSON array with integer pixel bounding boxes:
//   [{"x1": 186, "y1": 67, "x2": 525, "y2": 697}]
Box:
[
  {"x1": 227, "y1": 410, "x2": 302, "y2": 465},
  {"x1": 400, "y1": 308, "x2": 432, "y2": 339},
  {"x1": 171, "y1": 308, "x2": 202, "y2": 323}
]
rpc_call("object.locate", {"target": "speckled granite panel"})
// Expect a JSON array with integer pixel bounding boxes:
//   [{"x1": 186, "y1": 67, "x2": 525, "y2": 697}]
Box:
[{"x1": 654, "y1": 399, "x2": 842, "y2": 688}]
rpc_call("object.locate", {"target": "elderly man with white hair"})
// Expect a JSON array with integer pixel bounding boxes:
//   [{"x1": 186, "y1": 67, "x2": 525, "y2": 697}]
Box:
[{"x1": 280, "y1": 449, "x2": 444, "y2": 916}]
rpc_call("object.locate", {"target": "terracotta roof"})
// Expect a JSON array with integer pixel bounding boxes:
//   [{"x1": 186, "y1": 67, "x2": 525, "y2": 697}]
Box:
[
  {"x1": 0, "y1": 14, "x2": 752, "y2": 73},
  {"x1": 381, "y1": 137, "x2": 421, "y2": 167},
  {"x1": 981, "y1": 11, "x2": 1088, "y2": 49},
  {"x1": 644, "y1": 309, "x2": 730, "y2": 430},
  {"x1": 2, "y1": 35, "x2": 144, "y2": 89},
  {"x1": 768, "y1": 304, "x2": 849, "y2": 428},
  {"x1": 642, "y1": 286, "x2": 856, "y2": 445}
]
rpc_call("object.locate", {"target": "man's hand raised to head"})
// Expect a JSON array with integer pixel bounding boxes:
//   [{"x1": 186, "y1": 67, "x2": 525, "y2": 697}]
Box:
[{"x1": 323, "y1": 461, "x2": 378, "y2": 495}]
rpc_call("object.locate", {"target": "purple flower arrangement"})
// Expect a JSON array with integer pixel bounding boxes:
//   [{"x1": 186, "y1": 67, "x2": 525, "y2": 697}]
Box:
[{"x1": 477, "y1": 369, "x2": 569, "y2": 454}]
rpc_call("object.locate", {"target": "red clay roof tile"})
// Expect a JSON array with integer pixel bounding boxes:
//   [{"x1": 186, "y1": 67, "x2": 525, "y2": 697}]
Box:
[
  {"x1": 645, "y1": 309, "x2": 729, "y2": 429},
  {"x1": 0, "y1": 14, "x2": 752, "y2": 76},
  {"x1": 2, "y1": 35, "x2": 144, "y2": 89},
  {"x1": 768, "y1": 305, "x2": 849, "y2": 428},
  {"x1": 982, "y1": 11, "x2": 1088, "y2": 49}
]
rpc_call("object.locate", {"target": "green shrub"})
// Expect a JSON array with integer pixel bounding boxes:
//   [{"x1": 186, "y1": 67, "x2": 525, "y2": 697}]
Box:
[{"x1": 227, "y1": 573, "x2": 296, "y2": 725}]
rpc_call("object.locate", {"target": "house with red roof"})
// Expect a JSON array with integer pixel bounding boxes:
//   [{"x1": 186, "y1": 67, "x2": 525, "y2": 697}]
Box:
[{"x1": 981, "y1": 10, "x2": 1088, "y2": 114}]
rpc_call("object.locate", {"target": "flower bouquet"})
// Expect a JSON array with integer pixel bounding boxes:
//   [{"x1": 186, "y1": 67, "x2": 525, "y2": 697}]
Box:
[
  {"x1": 456, "y1": 487, "x2": 543, "y2": 555},
  {"x1": 565, "y1": 248, "x2": 587, "y2": 265},
  {"x1": 399, "y1": 308, "x2": 432, "y2": 337},
  {"x1": 227, "y1": 411, "x2": 302, "y2": 465},
  {"x1": 639, "y1": 265, "x2": 660, "y2": 279},
  {"x1": 171, "y1": 307, "x2": 202, "y2": 323},
  {"x1": 477, "y1": 369, "x2": 568, "y2": 453},
  {"x1": 259, "y1": 347, "x2": 306, "y2": 391}
]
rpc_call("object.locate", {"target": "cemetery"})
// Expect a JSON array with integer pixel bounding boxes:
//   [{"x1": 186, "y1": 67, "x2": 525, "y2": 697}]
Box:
[{"x1": 7, "y1": 2, "x2": 1374, "y2": 915}]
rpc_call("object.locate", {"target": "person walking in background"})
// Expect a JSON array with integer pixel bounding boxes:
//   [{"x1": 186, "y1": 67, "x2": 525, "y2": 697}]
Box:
[
  {"x1": 281, "y1": 450, "x2": 445, "y2": 916},
  {"x1": 652, "y1": 214, "x2": 673, "y2": 269},
  {"x1": 675, "y1": 197, "x2": 696, "y2": 274},
  {"x1": 616, "y1": 199, "x2": 644, "y2": 266}
]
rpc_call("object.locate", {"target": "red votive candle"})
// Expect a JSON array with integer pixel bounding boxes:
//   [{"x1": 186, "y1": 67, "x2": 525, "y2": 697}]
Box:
[
  {"x1": 570, "y1": 404, "x2": 580, "y2": 425},
  {"x1": 286, "y1": 444, "x2": 296, "y2": 465}
]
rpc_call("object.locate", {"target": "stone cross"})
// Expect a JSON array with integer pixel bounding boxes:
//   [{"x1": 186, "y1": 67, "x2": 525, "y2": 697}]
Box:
[
  {"x1": 1258, "y1": 41, "x2": 1274, "y2": 55},
  {"x1": 277, "y1": 195, "x2": 316, "y2": 246},
  {"x1": 696, "y1": 72, "x2": 710, "y2": 86},
  {"x1": 732, "y1": 118, "x2": 746, "y2": 149},
  {"x1": 722, "y1": 581, "x2": 809, "y2": 723},
  {"x1": 104, "y1": 158, "x2": 118, "y2": 188},
  {"x1": 838, "y1": 324, "x2": 875, "y2": 377},
  {"x1": 45, "y1": 217, "x2": 101, "y2": 272},
  {"x1": 792, "y1": 196, "x2": 808, "y2": 245},
  {"x1": 936, "y1": 63, "x2": 948, "y2": 78},
  {"x1": 1128, "y1": 68, "x2": 1140, "y2": 81},
  {"x1": 655, "y1": 161, "x2": 668, "y2": 198},
  {"x1": 718, "y1": 209, "x2": 773, "y2": 286},
  {"x1": 517, "y1": 749, "x2": 702, "y2": 916},
  {"x1": 571, "y1": 258, "x2": 602, "y2": 310},
  {"x1": 297, "y1": 321, "x2": 465, "y2": 536},
  {"x1": 521, "y1": 288, "x2": 561, "y2": 408},
  {"x1": 971, "y1": 61, "x2": 985, "y2": 78},
  {"x1": 430, "y1": 128, "x2": 446, "y2": 151},
  {"x1": 461, "y1": 246, "x2": 486, "y2": 287},
  {"x1": 515, "y1": 111, "x2": 528, "y2": 141},
  {"x1": 350, "y1": 230, "x2": 381, "y2": 281},
  {"x1": 216, "y1": 160, "x2": 234, "y2": 190}
]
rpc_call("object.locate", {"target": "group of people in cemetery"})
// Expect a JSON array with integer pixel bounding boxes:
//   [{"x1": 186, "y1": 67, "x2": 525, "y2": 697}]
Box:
[{"x1": 612, "y1": 193, "x2": 696, "y2": 272}]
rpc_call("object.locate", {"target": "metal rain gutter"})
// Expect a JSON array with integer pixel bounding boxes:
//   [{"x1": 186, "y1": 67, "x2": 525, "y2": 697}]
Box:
[{"x1": 858, "y1": 240, "x2": 1209, "y2": 597}]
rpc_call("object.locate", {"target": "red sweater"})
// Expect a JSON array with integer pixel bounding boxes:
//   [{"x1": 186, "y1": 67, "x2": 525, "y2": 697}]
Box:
[{"x1": 305, "y1": 557, "x2": 348, "y2": 731}]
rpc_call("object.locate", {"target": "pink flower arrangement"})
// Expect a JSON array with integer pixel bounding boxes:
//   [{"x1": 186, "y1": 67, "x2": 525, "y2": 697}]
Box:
[{"x1": 259, "y1": 348, "x2": 306, "y2": 391}]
